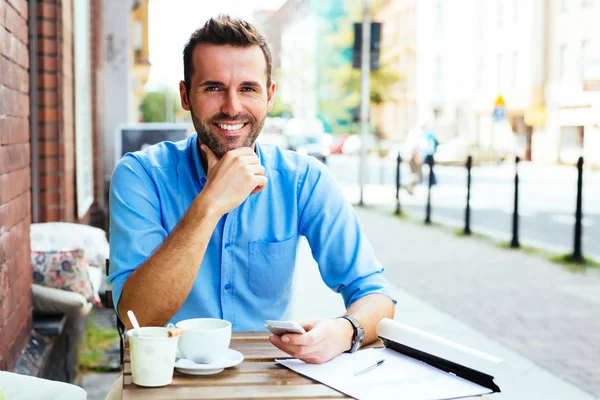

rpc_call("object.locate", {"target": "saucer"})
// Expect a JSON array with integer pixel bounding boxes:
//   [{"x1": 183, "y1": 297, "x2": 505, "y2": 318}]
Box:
[{"x1": 174, "y1": 349, "x2": 244, "y2": 375}]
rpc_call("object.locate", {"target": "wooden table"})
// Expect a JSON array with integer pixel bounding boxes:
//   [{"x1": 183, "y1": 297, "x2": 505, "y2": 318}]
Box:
[{"x1": 122, "y1": 332, "x2": 488, "y2": 399}]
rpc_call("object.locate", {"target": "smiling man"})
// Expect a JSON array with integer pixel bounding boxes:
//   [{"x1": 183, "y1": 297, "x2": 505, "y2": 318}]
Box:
[{"x1": 109, "y1": 15, "x2": 395, "y2": 365}]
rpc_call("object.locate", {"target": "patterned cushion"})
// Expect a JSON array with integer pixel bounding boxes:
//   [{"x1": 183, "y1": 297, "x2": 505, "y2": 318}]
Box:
[
  {"x1": 30, "y1": 223, "x2": 109, "y2": 268},
  {"x1": 31, "y1": 249, "x2": 102, "y2": 306}
]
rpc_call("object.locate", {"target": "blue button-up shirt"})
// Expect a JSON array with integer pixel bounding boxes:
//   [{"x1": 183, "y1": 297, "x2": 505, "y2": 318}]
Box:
[{"x1": 109, "y1": 134, "x2": 393, "y2": 331}]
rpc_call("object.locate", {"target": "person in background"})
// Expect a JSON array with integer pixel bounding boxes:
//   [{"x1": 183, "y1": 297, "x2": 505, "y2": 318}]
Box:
[{"x1": 420, "y1": 126, "x2": 438, "y2": 185}]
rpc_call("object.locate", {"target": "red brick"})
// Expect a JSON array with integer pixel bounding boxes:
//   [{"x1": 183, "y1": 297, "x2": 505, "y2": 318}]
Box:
[
  {"x1": 0, "y1": 26, "x2": 5, "y2": 57},
  {"x1": 37, "y1": 54, "x2": 58, "y2": 73},
  {"x1": 40, "y1": 206, "x2": 62, "y2": 221},
  {"x1": 38, "y1": 138, "x2": 61, "y2": 157},
  {"x1": 38, "y1": 122, "x2": 60, "y2": 140},
  {"x1": 39, "y1": 156, "x2": 59, "y2": 174},
  {"x1": 3, "y1": 62, "x2": 29, "y2": 93},
  {"x1": 0, "y1": 142, "x2": 30, "y2": 174},
  {"x1": 38, "y1": 3, "x2": 57, "y2": 20},
  {"x1": 41, "y1": 188, "x2": 63, "y2": 206},
  {"x1": 3, "y1": 297, "x2": 20, "y2": 341},
  {"x1": 7, "y1": 0, "x2": 27, "y2": 21},
  {"x1": 38, "y1": 72, "x2": 58, "y2": 90},
  {"x1": 0, "y1": 1, "x2": 6, "y2": 28},
  {"x1": 0, "y1": 192, "x2": 30, "y2": 231},
  {"x1": 0, "y1": 262, "x2": 8, "y2": 303},
  {"x1": 5, "y1": 4, "x2": 27, "y2": 45},
  {"x1": 38, "y1": 107, "x2": 58, "y2": 123},
  {"x1": 39, "y1": 171, "x2": 61, "y2": 190},
  {"x1": 0, "y1": 116, "x2": 30, "y2": 145},
  {"x1": 38, "y1": 38, "x2": 57, "y2": 55},
  {"x1": 37, "y1": 20, "x2": 56, "y2": 37},
  {"x1": 0, "y1": 167, "x2": 30, "y2": 203}
]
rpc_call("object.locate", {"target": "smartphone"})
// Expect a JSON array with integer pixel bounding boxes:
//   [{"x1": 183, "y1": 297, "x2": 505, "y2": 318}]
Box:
[{"x1": 264, "y1": 320, "x2": 306, "y2": 335}]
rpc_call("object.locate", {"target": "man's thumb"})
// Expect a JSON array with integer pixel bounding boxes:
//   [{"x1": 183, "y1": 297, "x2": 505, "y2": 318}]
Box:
[{"x1": 201, "y1": 144, "x2": 218, "y2": 169}]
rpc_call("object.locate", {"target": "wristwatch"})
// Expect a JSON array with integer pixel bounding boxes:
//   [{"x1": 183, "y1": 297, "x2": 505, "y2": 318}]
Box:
[{"x1": 339, "y1": 315, "x2": 365, "y2": 353}]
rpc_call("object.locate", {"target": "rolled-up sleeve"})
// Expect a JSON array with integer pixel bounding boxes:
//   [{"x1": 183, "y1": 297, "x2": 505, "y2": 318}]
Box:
[
  {"x1": 297, "y1": 159, "x2": 396, "y2": 307},
  {"x1": 108, "y1": 154, "x2": 168, "y2": 312}
]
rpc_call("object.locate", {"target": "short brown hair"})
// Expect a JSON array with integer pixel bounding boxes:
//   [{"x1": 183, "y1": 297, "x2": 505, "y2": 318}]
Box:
[{"x1": 183, "y1": 15, "x2": 272, "y2": 92}]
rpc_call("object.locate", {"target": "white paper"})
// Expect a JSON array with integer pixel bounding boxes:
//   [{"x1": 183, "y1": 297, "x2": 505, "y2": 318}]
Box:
[{"x1": 277, "y1": 348, "x2": 493, "y2": 400}]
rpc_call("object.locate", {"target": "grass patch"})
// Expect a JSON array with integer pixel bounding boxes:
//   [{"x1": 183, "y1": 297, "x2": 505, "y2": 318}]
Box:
[
  {"x1": 549, "y1": 254, "x2": 600, "y2": 271},
  {"x1": 79, "y1": 313, "x2": 120, "y2": 372}
]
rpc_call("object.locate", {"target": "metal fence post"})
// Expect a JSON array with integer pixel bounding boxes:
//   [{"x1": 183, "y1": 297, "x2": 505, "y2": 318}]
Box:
[
  {"x1": 510, "y1": 156, "x2": 520, "y2": 248},
  {"x1": 395, "y1": 153, "x2": 402, "y2": 215},
  {"x1": 425, "y1": 155, "x2": 434, "y2": 224},
  {"x1": 464, "y1": 155, "x2": 472, "y2": 235},
  {"x1": 572, "y1": 156, "x2": 584, "y2": 262}
]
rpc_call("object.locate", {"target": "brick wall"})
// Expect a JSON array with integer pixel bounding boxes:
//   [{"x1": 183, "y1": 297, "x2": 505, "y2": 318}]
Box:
[
  {"x1": 36, "y1": 0, "x2": 105, "y2": 225},
  {"x1": 0, "y1": 0, "x2": 34, "y2": 371}
]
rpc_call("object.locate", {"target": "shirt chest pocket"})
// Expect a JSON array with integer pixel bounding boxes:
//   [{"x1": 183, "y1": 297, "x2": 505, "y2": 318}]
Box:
[{"x1": 248, "y1": 236, "x2": 297, "y2": 298}]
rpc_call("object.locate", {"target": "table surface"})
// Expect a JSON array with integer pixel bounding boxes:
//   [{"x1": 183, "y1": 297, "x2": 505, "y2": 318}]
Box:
[{"x1": 122, "y1": 331, "x2": 487, "y2": 400}]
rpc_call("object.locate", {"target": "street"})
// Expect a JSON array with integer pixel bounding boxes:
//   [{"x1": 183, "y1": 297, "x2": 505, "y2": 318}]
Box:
[{"x1": 327, "y1": 154, "x2": 600, "y2": 260}]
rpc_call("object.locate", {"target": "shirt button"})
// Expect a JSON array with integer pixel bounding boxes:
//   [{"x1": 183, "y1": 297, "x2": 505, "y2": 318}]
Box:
[
  {"x1": 224, "y1": 243, "x2": 231, "y2": 249},
  {"x1": 200, "y1": 177, "x2": 207, "y2": 186},
  {"x1": 224, "y1": 283, "x2": 232, "y2": 290}
]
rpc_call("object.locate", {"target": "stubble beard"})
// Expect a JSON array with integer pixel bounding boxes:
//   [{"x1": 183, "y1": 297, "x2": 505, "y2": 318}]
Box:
[{"x1": 190, "y1": 106, "x2": 266, "y2": 159}]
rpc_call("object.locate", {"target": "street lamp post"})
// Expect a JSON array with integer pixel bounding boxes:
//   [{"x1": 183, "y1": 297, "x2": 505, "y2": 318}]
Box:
[{"x1": 358, "y1": 0, "x2": 371, "y2": 206}]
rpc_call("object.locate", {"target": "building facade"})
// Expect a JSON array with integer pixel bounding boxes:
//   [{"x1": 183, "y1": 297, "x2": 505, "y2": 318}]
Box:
[
  {"x1": 0, "y1": 0, "x2": 105, "y2": 371},
  {"x1": 375, "y1": 0, "x2": 417, "y2": 142},
  {"x1": 543, "y1": 0, "x2": 600, "y2": 166},
  {"x1": 131, "y1": 0, "x2": 150, "y2": 123}
]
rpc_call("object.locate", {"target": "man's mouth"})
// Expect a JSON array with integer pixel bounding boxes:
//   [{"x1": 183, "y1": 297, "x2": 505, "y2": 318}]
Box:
[{"x1": 214, "y1": 122, "x2": 248, "y2": 133}]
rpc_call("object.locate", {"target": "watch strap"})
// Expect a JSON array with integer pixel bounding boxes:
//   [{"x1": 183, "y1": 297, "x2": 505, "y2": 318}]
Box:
[{"x1": 339, "y1": 315, "x2": 364, "y2": 353}]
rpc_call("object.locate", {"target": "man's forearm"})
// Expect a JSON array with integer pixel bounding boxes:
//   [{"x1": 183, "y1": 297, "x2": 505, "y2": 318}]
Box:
[
  {"x1": 346, "y1": 294, "x2": 395, "y2": 345},
  {"x1": 118, "y1": 195, "x2": 221, "y2": 329}
]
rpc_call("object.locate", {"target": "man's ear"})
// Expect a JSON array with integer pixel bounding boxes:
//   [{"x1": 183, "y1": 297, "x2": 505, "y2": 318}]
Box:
[
  {"x1": 266, "y1": 80, "x2": 276, "y2": 113},
  {"x1": 179, "y1": 80, "x2": 190, "y2": 111}
]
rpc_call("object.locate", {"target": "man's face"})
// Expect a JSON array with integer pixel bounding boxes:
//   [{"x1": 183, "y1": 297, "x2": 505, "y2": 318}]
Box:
[{"x1": 179, "y1": 43, "x2": 275, "y2": 158}]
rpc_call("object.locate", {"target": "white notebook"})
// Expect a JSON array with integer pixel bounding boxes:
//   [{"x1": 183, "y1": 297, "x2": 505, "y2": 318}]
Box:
[{"x1": 277, "y1": 318, "x2": 508, "y2": 400}]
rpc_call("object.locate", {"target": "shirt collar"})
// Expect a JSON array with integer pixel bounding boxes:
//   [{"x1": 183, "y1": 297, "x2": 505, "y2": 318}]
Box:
[{"x1": 189, "y1": 133, "x2": 264, "y2": 189}]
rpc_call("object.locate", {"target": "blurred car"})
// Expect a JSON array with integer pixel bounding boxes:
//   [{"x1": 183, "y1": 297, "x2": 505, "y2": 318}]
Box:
[
  {"x1": 286, "y1": 134, "x2": 330, "y2": 163},
  {"x1": 283, "y1": 118, "x2": 330, "y2": 163},
  {"x1": 329, "y1": 134, "x2": 350, "y2": 154}
]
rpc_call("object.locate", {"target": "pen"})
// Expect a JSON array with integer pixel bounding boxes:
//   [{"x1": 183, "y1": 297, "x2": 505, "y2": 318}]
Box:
[{"x1": 353, "y1": 358, "x2": 385, "y2": 376}]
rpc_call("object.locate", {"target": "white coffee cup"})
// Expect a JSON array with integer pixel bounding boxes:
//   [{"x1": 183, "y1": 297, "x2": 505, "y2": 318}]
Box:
[
  {"x1": 175, "y1": 318, "x2": 232, "y2": 364},
  {"x1": 127, "y1": 326, "x2": 179, "y2": 387}
]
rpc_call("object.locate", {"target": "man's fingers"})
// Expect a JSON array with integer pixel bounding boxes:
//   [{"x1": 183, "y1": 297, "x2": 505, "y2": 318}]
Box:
[
  {"x1": 251, "y1": 176, "x2": 268, "y2": 194},
  {"x1": 201, "y1": 144, "x2": 219, "y2": 170}
]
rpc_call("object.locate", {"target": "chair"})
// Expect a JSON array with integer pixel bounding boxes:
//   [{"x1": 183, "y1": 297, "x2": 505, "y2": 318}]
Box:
[{"x1": 105, "y1": 259, "x2": 126, "y2": 364}]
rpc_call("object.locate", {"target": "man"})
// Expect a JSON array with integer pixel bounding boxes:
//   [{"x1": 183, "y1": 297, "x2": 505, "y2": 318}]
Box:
[{"x1": 109, "y1": 15, "x2": 394, "y2": 365}]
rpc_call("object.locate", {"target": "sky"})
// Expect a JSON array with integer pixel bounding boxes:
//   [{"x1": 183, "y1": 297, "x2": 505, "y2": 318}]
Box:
[{"x1": 146, "y1": 0, "x2": 286, "y2": 92}]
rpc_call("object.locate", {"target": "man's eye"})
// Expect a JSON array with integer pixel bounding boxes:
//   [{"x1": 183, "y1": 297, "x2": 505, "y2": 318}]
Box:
[
  {"x1": 206, "y1": 86, "x2": 221, "y2": 92},
  {"x1": 241, "y1": 87, "x2": 256, "y2": 92}
]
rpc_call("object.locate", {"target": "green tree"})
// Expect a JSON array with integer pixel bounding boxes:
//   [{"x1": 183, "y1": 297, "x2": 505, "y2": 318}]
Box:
[
  {"x1": 269, "y1": 95, "x2": 294, "y2": 118},
  {"x1": 321, "y1": 0, "x2": 404, "y2": 135},
  {"x1": 140, "y1": 89, "x2": 180, "y2": 123}
]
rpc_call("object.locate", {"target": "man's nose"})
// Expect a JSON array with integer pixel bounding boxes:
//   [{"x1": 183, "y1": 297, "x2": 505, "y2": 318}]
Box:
[{"x1": 221, "y1": 90, "x2": 243, "y2": 116}]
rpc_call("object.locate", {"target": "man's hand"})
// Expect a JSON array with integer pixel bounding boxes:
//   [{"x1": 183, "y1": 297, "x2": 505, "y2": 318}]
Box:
[
  {"x1": 199, "y1": 145, "x2": 268, "y2": 216},
  {"x1": 268, "y1": 318, "x2": 354, "y2": 364}
]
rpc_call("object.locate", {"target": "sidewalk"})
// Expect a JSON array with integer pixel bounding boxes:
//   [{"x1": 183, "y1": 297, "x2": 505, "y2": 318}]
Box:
[{"x1": 290, "y1": 206, "x2": 599, "y2": 399}]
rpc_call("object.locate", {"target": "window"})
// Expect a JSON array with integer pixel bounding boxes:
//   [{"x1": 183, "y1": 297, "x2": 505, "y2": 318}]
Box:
[
  {"x1": 560, "y1": 44, "x2": 568, "y2": 80},
  {"x1": 435, "y1": 56, "x2": 443, "y2": 92},
  {"x1": 135, "y1": 20, "x2": 143, "y2": 53},
  {"x1": 436, "y1": 0, "x2": 444, "y2": 29},
  {"x1": 512, "y1": 52, "x2": 519, "y2": 86},
  {"x1": 580, "y1": 40, "x2": 590, "y2": 81},
  {"x1": 498, "y1": 0, "x2": 503, "y2": 27},
  {"x1": 497, "y1": 53, "x2": 504, "y2": 89}
]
